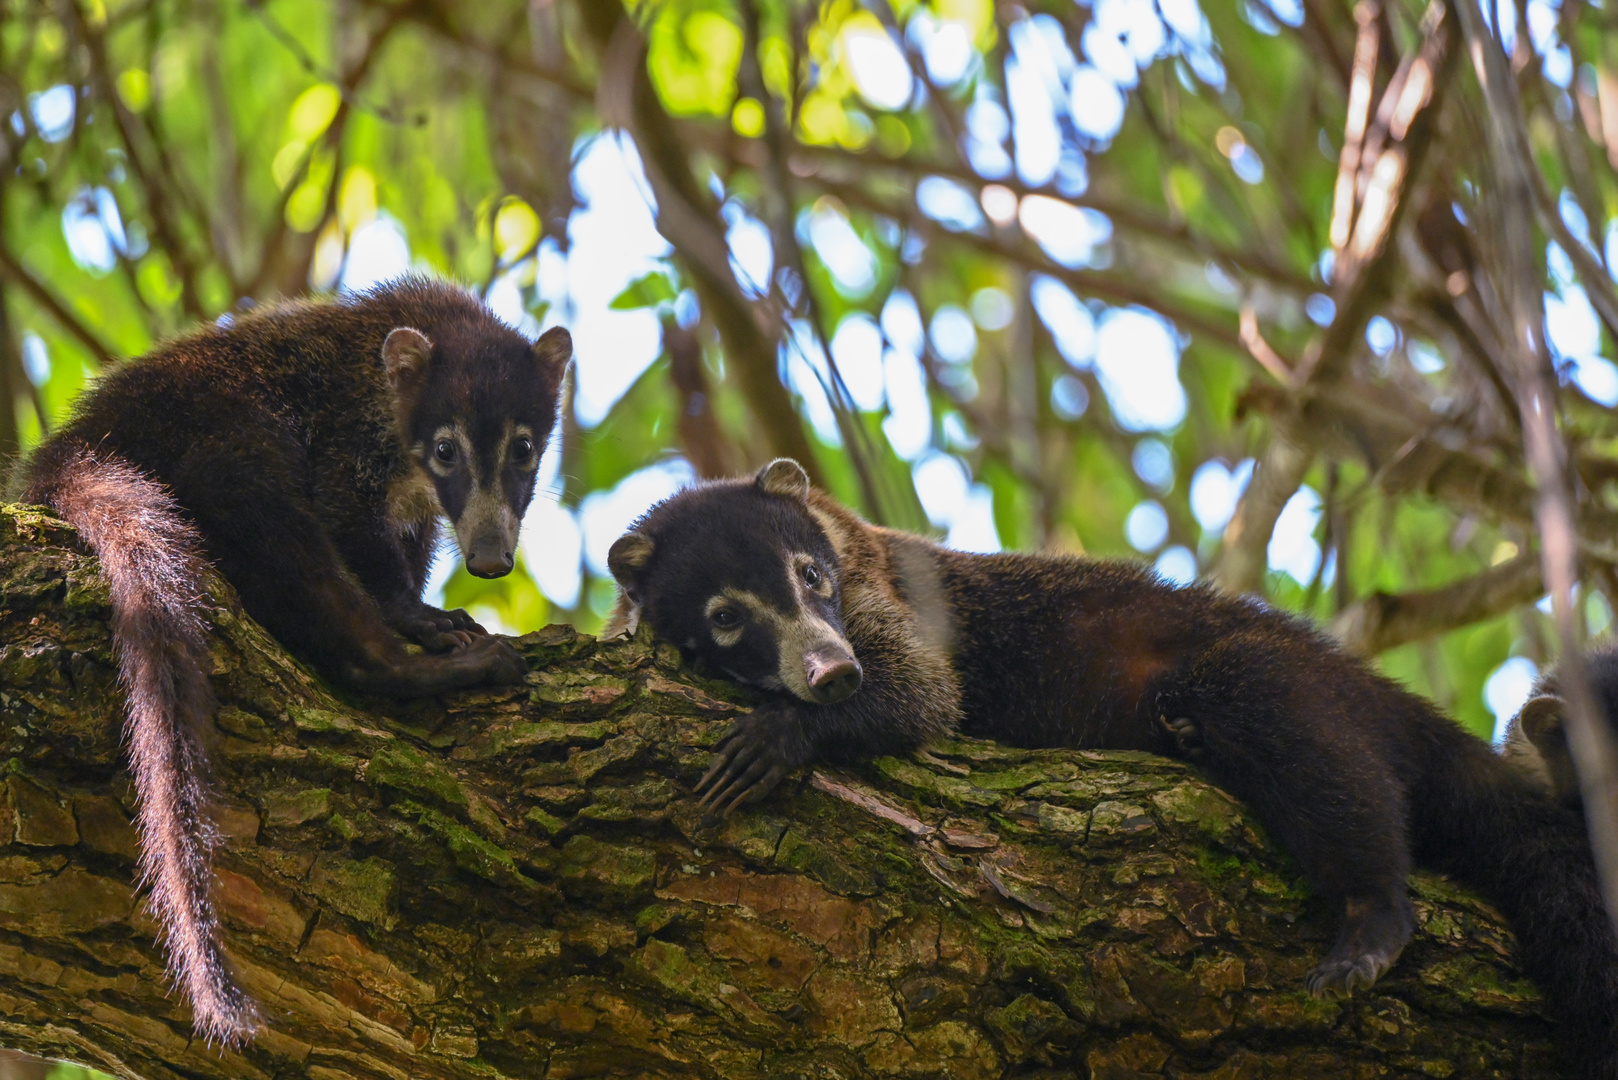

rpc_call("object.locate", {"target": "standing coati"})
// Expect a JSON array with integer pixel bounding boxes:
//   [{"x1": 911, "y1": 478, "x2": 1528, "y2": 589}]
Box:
[
  {"x1": 1502, "y1": 641, "x2": 1618, "y2": 810},
  {"x1": 14, "y1": 277, "x2": 571, "y2": 1043},
  {"x1": 607, "y1": 459, "x2": 1618, "y2": 1076}
]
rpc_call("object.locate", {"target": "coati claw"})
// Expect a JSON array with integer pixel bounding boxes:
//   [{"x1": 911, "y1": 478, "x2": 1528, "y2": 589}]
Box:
[
  {"x1": 694, "y1": 712, "x2": 807, "y2": 815},
  {"x1": 1305, "y1": 891, "x2": 1411, "y2": 998},
  {"x1": 1306, "y1": 955, "x2": 1387, "y2": 998}
]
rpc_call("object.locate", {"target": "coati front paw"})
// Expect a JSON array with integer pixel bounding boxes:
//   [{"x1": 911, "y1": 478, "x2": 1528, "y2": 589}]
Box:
[
  {"x1": 694, "y1": 708, "x2": 813, "y2": 816},
  {"x1": 384, "y1": 599, "x2": 488, "y2": 652}
]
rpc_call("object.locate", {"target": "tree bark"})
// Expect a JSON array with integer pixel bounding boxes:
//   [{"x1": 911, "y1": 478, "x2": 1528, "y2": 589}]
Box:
[{"x1": 0, "y1": 505, "x2": 1569, "y2": 1079}]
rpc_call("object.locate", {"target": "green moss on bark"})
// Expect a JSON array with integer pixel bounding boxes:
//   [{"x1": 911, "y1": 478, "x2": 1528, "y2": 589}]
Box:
[{"x1": 0, "y1": 505, "x2": 1572, "y2": 1079}]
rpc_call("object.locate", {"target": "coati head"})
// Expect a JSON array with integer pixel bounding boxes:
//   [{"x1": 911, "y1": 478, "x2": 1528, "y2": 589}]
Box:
[
  {"x1": 1503, "y1": 643, "x2": 1618, "y2": 809},
  {"x1": 382, "y1": 321, "x2": 571, "y2": 578},
  {"x1": 606, "y1": 459, "x2": 863, "y2": 704}
]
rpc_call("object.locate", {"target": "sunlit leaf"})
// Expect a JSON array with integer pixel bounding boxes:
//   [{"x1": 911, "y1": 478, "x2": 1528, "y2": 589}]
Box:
[{"x1": 608, "y1": 271, "x2": 679, "y2": 311}]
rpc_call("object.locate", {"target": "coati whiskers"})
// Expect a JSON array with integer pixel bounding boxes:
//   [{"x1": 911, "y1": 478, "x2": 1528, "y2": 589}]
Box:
[
  {"x1": 609, "y1": 459, "x2": 1618, "y2": 1078},
  {"x1": 16, "y1": 277, "x2": 571, "y2": 1044}
]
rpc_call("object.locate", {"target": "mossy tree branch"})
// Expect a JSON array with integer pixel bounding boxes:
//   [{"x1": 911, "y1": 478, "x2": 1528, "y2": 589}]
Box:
[{"x1": 0, "y1": 506, "x2": 1570, "y2": 1078}]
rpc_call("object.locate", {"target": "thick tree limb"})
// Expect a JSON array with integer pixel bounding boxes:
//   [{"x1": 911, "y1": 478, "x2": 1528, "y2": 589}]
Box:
[{"x1": 0, "y1": 505, "x2": 1576, "y2": 1078}]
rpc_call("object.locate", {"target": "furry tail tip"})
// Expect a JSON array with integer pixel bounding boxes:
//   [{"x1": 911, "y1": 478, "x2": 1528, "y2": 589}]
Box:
[{"x1": 32, "y1": 445, "x2": 259, "y2": 1044}]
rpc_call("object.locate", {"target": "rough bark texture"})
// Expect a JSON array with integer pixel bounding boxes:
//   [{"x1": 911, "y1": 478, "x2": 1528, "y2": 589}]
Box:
[{"x1": 0, "y1": 504, "x2": 1569, "y2": 1079}]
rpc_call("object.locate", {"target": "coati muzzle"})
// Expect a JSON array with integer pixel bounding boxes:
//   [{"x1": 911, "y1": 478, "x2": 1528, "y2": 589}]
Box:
[
  {"x1": 455, "y1": 488, "x2": 520, "y2": 578},
  {"x1": 804, "y1": 643, "x2": 862, "y2": 703}
]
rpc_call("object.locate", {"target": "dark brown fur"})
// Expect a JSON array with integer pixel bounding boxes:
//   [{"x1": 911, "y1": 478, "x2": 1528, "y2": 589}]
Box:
[
  {"x1": 16, "y1": 278, "x2": 569, "y2": 1042},
  {"x1": 613, "y1": 464, "x2": 1618, "y2": 1077}
]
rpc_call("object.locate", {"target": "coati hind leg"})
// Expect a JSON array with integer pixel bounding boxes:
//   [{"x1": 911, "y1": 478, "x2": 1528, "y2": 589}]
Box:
[{"x1": 1157, "y1": 633, "x2": 1416, "y2": 997}]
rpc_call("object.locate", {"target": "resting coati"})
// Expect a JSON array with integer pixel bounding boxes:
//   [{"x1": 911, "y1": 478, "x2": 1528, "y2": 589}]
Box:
[
  {"x1": 15, "y1": 277, "x2": 571, "y2": 1043},
  {"x1": 1502, "y1": 641, "x2": 1618, "y2": 811},
  {"x1": 607, "y1": 459, "x2": 1618, "y2": 1076}
]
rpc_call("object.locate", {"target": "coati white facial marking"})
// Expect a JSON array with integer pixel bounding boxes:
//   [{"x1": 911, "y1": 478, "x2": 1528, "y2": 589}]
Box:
[
  {"x1": 607, "y1": 459, "x2": 862, "y2": 704},
  {"x1": 390, "y1": 325, "x2": 571, "y2": 580},
  {"x1": 700, "y1": 567, "x2": 861, "y2": 702},
  {"x1": 705, "y1": 592, "x2": 749, "y2": 648},
  {"x1": 386, "y1": 466, "x2": 444, "y2": 532}
]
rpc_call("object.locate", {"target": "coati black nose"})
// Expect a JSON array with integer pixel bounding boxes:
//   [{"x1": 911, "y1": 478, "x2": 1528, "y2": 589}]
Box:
[
  {"x1": 805, "y1": 647, "x2": 862, "y2": 703},
  {"x1": 467, "y1": 542, "x2": 514, "y2": 579}
]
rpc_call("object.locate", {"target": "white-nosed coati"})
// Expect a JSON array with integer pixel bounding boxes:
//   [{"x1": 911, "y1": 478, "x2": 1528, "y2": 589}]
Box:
[
  {"x1": 1503, "y1": 641, "x2": 1618, "y2": 811},
  {"x1": 607, "y1": 459, "x2": 1618, "y2": 1076},
  {"x1": 14, "y1": 277, "x2": 571, "y2": 1044}
]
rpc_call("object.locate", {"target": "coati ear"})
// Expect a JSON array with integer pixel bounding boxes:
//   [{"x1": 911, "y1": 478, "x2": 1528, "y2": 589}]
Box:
[
  {"x1": 607, "y1": 531, "x2": 655, "y2": 593},
  {"x1": 603, "y1": 531, "x2": 654, "y2": 641},
  {"x1": 755, "y1": 458, "x2": 810, "y2": 502},
  {"x1": 382, "y1": 327, "x2": 433, "y2": 392},
  {"x1": 1518, "y1": 694, "x2": 1568, "y2": 749},
  {"x1": 534, "y1": 326, "x2": 573, "y2": 373}
]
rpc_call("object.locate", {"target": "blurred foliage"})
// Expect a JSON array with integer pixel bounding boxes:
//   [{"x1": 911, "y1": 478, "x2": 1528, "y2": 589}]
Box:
[{"x1": 3, "y1": 0, "x2": 1618, "y2": 742}]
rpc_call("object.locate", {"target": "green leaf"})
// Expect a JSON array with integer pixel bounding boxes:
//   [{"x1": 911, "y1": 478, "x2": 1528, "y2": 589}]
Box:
[{"x1": 609, "y1": 271, "x2": 680, "y2": 311}]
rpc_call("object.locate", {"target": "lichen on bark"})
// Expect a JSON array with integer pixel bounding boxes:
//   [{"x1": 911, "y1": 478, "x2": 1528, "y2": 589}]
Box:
[{"x1": 0, "y1": 505, "x2": 1570, "y2": 1078}]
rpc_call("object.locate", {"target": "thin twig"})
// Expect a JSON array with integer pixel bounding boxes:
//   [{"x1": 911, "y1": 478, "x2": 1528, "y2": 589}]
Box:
[
  {"x1": 0, "y1": 247, "x2": 116, "y2": 367},
  {"x1": 1456, "y1": 0, "x2": 1618, "y2": 933}
]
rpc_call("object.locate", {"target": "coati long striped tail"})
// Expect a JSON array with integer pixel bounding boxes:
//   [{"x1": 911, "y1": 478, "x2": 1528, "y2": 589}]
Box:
[{"x1": 28, "y1": 445, "x2": 257, "y2": 1044}]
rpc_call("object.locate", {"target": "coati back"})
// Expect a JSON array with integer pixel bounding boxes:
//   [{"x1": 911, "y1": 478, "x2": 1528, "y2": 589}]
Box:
[
  {"x1": 609, "y1": 460, "x2": 1618, "y2": 1078},
  {"x1": 17, "y1": 277, "x2": 571, "y2": 1043},
  {"x1": 1502, "y1": 641, "x2": 1618, "y2": 809}
]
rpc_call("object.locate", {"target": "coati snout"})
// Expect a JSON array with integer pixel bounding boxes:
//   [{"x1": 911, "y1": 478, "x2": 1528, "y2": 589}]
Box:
[
  {"x1": 606, "y1": 459, "x2": 861, "y2": 703},
  {"x1": 804, "y1": 643, "x2": 862, "y2": 703},
  {"x1": 383, "y1": 323, "x2": 573, "y2": 578}
]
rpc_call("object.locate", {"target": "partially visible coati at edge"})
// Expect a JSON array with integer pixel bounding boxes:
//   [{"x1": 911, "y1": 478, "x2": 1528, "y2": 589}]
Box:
[
  {"x1": 607, "y1": 459, "x2": 1618, "y2": 1076},
  {"x1": 1502, "y1": 641, "x2": 1618, "y2": 810},
  {"x1": 12, "y1": 277, "x2": 571, "y2": 1043}
]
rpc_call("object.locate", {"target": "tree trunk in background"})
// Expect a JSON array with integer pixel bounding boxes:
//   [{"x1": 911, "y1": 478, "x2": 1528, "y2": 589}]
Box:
[{"x1": 0, "y1": 505, "x2": 1568, "y2": 1079}]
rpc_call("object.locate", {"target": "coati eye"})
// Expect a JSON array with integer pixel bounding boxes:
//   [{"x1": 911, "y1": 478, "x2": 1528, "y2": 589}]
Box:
[
  {"x1": 512, "y1": 436, "x2": 534, "y2": 462},
  {"x1": 801, "y1": 563, "x2": 822, "y2": 588},
  {"x1": 435, "y1": 439, "x2": 457, "y2": 464},
  {"x1": 710, "y1": 607, "x2": 740, "y2": 628}
]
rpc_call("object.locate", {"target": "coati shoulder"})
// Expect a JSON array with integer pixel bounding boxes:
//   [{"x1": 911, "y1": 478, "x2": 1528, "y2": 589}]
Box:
[
  {"x1": 609, "y1": 459, "x2": 1618, "y2": 1079},
  {"x1": 17, "y1": 276, "x2": 573, "y2": 1043}
]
